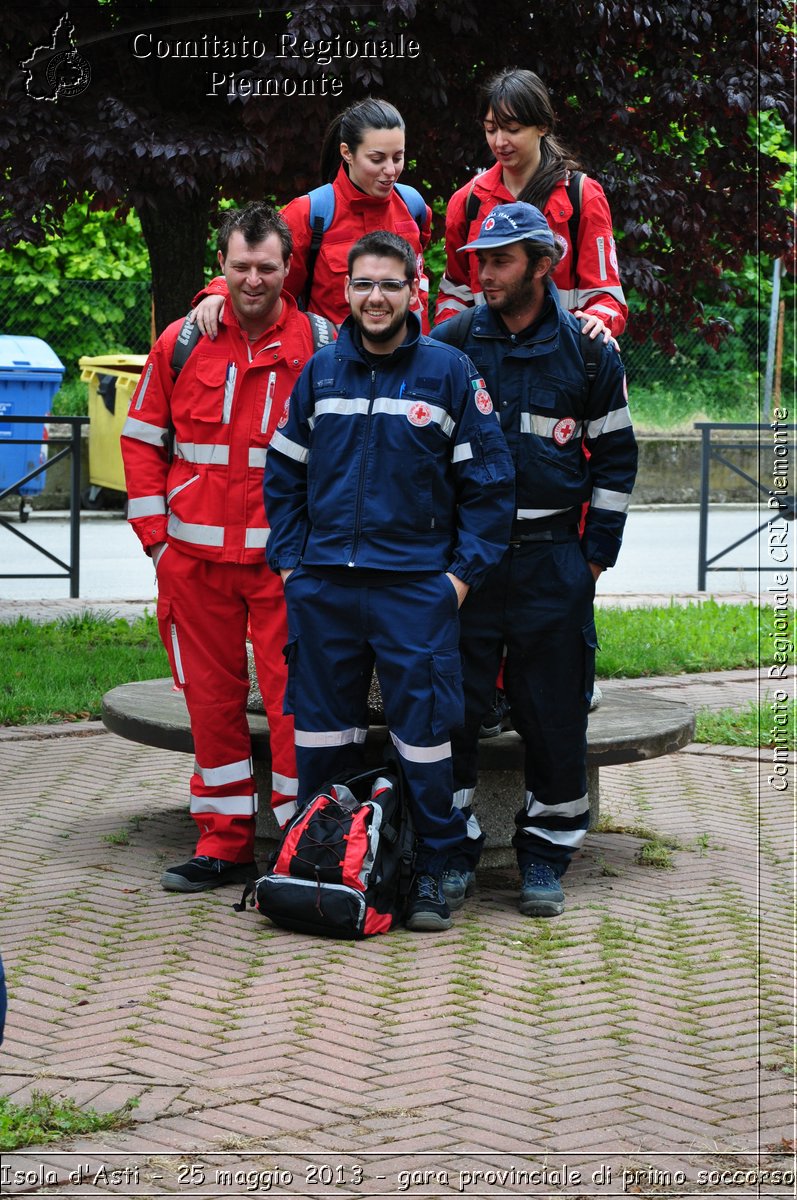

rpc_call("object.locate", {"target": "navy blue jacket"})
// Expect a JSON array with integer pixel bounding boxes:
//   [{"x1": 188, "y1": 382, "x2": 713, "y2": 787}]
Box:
[
  {"x1": 433, "y1": 286, "x2": 637, "y2": 568},
  {"x1": 265, "y1": 313, "x2": 515, "y2": 587}
]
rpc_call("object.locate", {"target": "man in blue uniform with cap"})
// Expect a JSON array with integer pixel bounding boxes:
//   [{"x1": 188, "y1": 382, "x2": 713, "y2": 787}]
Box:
[{"x1": 433, "y1": 202, "x2": 638, "y2": 917}]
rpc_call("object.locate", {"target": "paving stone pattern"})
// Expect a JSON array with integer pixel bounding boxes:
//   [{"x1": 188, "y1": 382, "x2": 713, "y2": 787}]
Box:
[{"x1": 1, "y1": 687, "x2": 793, "y2": 1197}]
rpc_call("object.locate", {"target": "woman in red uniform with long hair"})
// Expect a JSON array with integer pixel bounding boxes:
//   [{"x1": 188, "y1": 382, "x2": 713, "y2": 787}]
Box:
[{"x1": 435, "y1": 68, "x2": 627, "y2": 339}]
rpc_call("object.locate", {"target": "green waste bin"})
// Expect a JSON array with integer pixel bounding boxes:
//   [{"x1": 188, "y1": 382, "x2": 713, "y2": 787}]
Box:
[{"x1": 79, "y1": 354, "x2": 147, "y2": 506}]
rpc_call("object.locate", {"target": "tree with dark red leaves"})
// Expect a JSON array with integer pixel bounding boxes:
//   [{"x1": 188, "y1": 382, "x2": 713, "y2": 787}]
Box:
[{"x1": 1, "y1": 1, "x2": 792, "y2": 343}]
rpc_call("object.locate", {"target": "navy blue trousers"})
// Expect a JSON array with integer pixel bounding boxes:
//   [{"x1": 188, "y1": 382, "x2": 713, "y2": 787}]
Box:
[
  {"x1": 451, "y1": 538, "x2": 597, "y2": 874},
  {"x1": 283, "y1": 569, "x2": 469, "y2": 872}
]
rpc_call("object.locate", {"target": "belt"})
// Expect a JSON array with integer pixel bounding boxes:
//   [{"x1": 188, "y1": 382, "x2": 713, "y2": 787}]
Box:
[{"x1": 509, "y1": 524, "x2": 580, "y2": 545}]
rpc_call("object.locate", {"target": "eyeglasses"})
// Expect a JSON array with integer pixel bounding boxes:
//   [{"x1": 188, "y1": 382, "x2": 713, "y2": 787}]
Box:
[{"x1": 349, "y1": 278, "x2": 410, "y2": 295}]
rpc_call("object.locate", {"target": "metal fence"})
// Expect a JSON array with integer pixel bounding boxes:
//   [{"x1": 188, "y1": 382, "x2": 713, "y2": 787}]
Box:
[{"x1": 0, "y1": 276, "x2": 791, "y2": 395}]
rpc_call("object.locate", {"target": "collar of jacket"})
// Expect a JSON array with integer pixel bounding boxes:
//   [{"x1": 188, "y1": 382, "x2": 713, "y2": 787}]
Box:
[
  {"x1": 335, "y1": 164, "x2": 401, "y2": 213},
  {"x1": 470, "y1": 282, "x2": 564, "y2": 352},
  {"x1": 335, "y1": 310, "x2": 423, "y2": 363}
]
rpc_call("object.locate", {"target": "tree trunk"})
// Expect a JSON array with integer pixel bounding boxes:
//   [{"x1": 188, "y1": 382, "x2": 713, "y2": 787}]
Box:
[{"x1": 138, "y1": 186, "x2": 214, "y2": 337}]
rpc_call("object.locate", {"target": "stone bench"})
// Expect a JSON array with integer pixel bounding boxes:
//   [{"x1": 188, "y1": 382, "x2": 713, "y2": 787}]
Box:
[{"x1": 101, "y1": 679, "x2": 695, "y2": 867}]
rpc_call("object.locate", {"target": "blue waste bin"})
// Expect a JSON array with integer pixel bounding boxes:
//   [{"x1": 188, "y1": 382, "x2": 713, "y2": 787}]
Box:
[{"x1": 0, "y1": 335, "x2": 65, "y2": 512}]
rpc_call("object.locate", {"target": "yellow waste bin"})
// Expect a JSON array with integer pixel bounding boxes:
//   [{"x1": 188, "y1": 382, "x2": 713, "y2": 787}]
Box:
[{"x1": 79, "y1": 354, "x2": 147, "y2": 504}]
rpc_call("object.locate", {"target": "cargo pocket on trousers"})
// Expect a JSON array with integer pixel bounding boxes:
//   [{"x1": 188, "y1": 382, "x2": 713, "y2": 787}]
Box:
[
  {"x1": 156, "y1": 596, "x2": 186, "y2": 689},
  {"x1": 282, "y1": 636, "x2": 298, "y2": 715},
  {"x1": 431, "y1": 648, "x2": 465, "y2": 738},
  {"x1": 582, "y1": 619, "x2": 599, "y2": 708}
]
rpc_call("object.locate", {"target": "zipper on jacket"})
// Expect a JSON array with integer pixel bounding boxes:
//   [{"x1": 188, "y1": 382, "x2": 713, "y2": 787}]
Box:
[{"x1": 347, "y1": 368, "x2": 376, "y2": 567}]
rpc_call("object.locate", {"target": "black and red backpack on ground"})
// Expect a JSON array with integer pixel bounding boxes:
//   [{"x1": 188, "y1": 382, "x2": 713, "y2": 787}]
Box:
[{"x1": 235, "y1": 766, "x2": 415, "y2": 939}]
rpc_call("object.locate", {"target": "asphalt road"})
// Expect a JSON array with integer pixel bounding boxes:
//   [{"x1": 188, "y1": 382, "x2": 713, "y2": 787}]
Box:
[{"x1": 0, "y1": 504, "x2": 791, "y2": 601}]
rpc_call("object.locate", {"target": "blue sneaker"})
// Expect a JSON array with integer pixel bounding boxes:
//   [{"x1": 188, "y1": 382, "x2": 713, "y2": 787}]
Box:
[
  {"x1": 441, "y1": 868, "x2": 476, "y2": 911},
  {"x1": 519, "y1": 862, "x2": 565, "y2": 917},
  {"x1": 405, "y1": 873, "x2": 452, "y2": 932}
]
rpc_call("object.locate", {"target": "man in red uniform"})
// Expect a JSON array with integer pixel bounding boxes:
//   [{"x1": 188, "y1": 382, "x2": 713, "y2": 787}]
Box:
[{"x1": 122, "y1": 203, "x2": 321, "y2": 892}]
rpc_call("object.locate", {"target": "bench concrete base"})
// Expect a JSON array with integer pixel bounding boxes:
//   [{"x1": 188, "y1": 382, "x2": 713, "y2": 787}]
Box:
[{"x1": 102, "y1": 679, "x2": 695, "y2": 868}]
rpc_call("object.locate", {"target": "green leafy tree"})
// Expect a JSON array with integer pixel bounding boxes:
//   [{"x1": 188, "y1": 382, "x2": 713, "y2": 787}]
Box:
[{"x1": 1, "y1": 1, "x2": 793, "y2": 345}]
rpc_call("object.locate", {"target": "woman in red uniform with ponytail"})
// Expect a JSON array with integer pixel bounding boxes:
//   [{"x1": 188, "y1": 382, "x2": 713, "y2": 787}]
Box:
[{"x1": 193, "y1": 98, "x2": 432, "y2": 332}]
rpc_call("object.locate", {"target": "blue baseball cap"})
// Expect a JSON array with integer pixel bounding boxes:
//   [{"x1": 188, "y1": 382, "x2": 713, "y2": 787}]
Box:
[{"x1": 459, "y1": 202, "x2": 556, "y2": 251}]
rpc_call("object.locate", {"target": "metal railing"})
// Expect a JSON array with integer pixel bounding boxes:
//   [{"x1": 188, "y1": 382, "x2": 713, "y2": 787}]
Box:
[
  {"x1": 696, "y1": 421, "x2": 796, "y2": 590},
  {"x1": 0, "y1": 416, "x2": 88, "y2": 597}
]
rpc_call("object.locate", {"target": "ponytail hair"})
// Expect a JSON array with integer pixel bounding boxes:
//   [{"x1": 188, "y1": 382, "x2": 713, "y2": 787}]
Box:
[
  {"x1": 319, "y1": 97, "x2": 406, "y2": 184},
  {"x1": 478, "y1": 69, "x2": 581, "y2": 212}
]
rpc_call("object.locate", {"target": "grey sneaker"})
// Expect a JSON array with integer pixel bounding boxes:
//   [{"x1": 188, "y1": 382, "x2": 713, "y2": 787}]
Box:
[
  {"x1": 519, "y1": 862, "x2": 565, "y2": 917},
  {"x1": 405, "y1": 873, "x2": 452, "y2": 932},
  {"x1": 589, "y1": 682, "x2": 603, "y2": 712},
  {"x1": 441, "y1": 868, "x2": 476, "y2": 912}
]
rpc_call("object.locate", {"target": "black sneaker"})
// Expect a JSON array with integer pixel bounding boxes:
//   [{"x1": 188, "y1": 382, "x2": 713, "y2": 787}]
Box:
[
  {"x1": 405, "y1": 873, "x2": 452, "y2": 932},
  {"x1": 478, "y1": 689, "x2": 511, "y2": 738},
  {"x1": 518, "y1": 862, "x2": 565, "y2": 917},
  {"x1": 441, "y1": 867, "x2": 476, "y2": 912},
  {"x1": 161, "y1": 856, "x2": 258, "y2": 893}
]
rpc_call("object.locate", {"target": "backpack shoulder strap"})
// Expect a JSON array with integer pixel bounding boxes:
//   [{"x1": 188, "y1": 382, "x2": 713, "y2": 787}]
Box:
[
  {"x1": 579, "y1": 318, "x2": 602, "y2": 385},
  {"x1": 302, "y1": 183, "x2": 336, "y2": 311},
  {"x1": 464, "y1": 177, "x2": 481, "y2": 224},
  {"x1": 567, "y1": 170, "x2": 585, "y2": 277},
  {"x1": 171, "y1": 315, "x2": 203, "y2": 378},
  {"x1": 394, "y1": 182, "x2": 428, "y2": 231},
  {"x1": 305, "y1": 311, "x2": 337, "y2": 351},
  {"x1": 435, "y1": 306, "x2": 477, "y2": 351}
]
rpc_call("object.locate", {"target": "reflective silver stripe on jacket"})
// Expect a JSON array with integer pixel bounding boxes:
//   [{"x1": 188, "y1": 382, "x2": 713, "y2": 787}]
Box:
[
  {"x1": 126, "y1": 495, "x2": 166, "y2": 518},
  {"x1": 189, "y1": 792, "x2": 257, "y2": 817},
  {"x1": 437, "y1": 276, "x2": 474, "y2": 305},
  {"x1": 194, "y1": 757, "x2": 253, "y2": 787},
  {"x1": 556, "y1": 283, "x2": 627, "y2": 311},
  {"x1": 515, "y1": 506, "x2": 573, "y2": 521},
  {"x1": 244, "y1": 528, "x2": 269, "y2": 549},
  {"x1": 294, "y1": 727, "x2": 367, "y2": 747},
  {"x1": 521, "y1": 414, "x2": 584, "y2": 440},
  {"x1": 272, "y1": 772, "x2": 299, "y2": 798},
  {"x1": 311, "y1": 395, "x2": 455, "y2": 438},
  {"x1": 167, "y1": 515, "x2": 225, "y2": 547},
  {"x1": 175, "y1": 441, "x2": 229, "y2": 465},
  {"x1": 249, "y1": 448, "x2": 267, "y2": 469},
  {"x1": 270, "y1": 430, "x2": 309, "y2": 464},
  {"x1": 389, "y1": 731, "x2": 451, "y2": 764},
  {"x1": 591, "y1": 488, "x2": 631, "y2": 514},
  {"x1": 122, "y1": 416, "x2": 169, "y2": 446},
  {"x1": 452, "y1": 442, "x2": 473, "y2": 463},
  {"x1": 585, "y1": 409, "x2": 633, "y2": 439},
  {"x1": 134, "y1": 363, "x2": 154, "y2": 410}
]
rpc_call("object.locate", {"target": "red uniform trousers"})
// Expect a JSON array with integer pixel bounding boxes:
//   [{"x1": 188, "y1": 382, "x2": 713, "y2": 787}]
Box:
[{"x1": 155, "y1": 546, "x2": 297, "y2": 861}]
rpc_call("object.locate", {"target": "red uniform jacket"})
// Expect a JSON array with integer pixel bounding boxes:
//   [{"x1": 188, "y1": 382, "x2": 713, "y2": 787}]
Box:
[
  {"x1": 201, "y1": 167, "x2": 432, "y2": 331},
  {"x1": 121, "y1": 295, "x2": 317, "y2": 563},
  {"x1": 435, "y1": 162, "x2": 627, "y2": 335}
]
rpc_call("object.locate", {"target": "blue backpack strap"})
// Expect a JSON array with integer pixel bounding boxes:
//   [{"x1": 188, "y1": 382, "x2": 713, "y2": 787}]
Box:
[
  {"x1": 302, "y1": 183, "x2": 336, "y2": 310},
  {"x1": 394, "y1": 182, "x2": 429, "y2": 233}
]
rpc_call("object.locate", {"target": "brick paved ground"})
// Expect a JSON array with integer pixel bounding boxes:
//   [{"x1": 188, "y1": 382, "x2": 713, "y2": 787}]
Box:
[{"x1": 0, "y1": 665, "x2": 793, "y2": 1198}]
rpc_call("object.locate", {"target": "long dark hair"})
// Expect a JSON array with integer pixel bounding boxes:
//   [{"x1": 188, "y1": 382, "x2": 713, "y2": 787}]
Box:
[
  {"x1": 478, "y1": 69, "x2": 581, "y2": 210},
  {"x1": 319, "y1": 98, "x2": 405, "y2": 184}
]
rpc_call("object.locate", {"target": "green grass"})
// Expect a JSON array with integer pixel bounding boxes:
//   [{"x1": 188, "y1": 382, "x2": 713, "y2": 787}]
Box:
[
  {"x1": 0, "y1": 610, "x2": 168, "y2": 725},
  {"x1": 0, "y1": 602, "x2": 770, "y2": 725},
  {"x1": 595, "y1": 600, "x2": 760, "y2": 678},
  {"x1": 627, "y1": 375, "x2": 756, "y2": 434},
  {"x1": 695, "y1": 700, "x2": 796, "y2": 749},
  {"x1": 0, "y1": 1091, "x2": 136, "y2": 1151}
]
